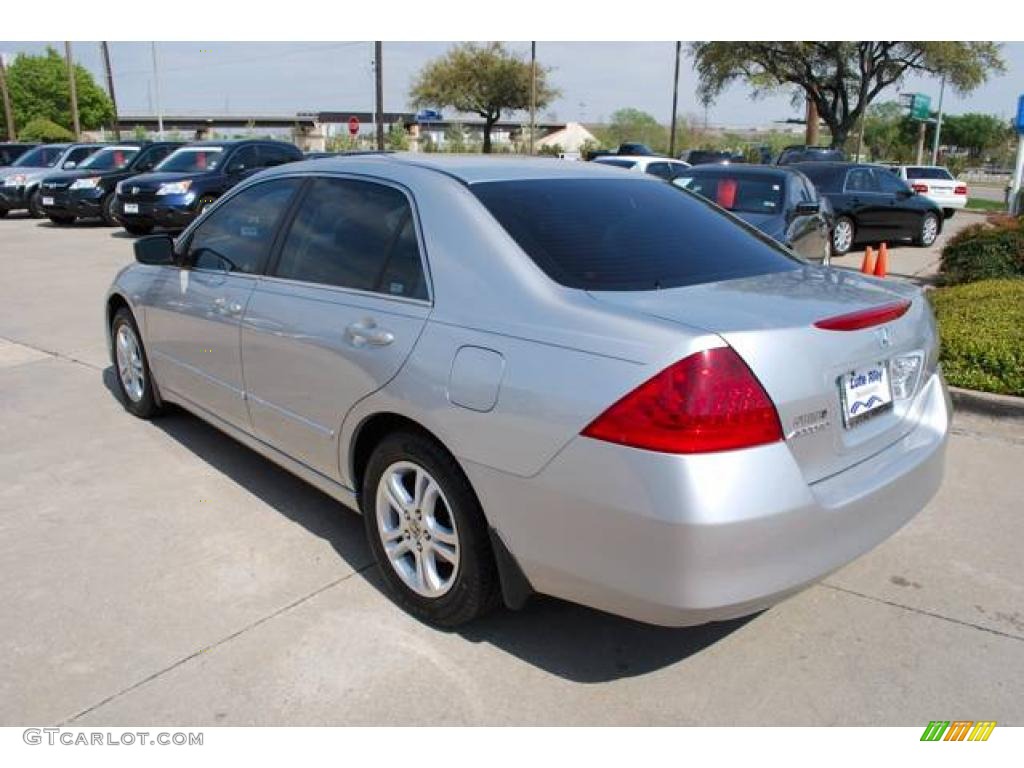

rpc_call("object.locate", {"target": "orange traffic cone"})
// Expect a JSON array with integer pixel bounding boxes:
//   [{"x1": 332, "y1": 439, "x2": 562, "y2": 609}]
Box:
[
  {"x1": 874, "y1": 242, "x2": 889, "y2": 278},
  {"x1": 861, "y1": 245, "x2": 876, "y2": 275}
]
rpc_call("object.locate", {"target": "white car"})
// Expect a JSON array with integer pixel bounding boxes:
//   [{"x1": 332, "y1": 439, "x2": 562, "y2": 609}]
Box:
[
  {"x1": 887, "y1": 165, "x2": 968, "y2": 218},
  {"x1": 593, "y1": 155, "x2": 691, "y2": 182}
]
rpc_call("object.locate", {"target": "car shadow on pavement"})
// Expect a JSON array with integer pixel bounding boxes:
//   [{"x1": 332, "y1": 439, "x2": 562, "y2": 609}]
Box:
[{"x1": 102, "y1": 366, "x2": 757, "y2": 683}]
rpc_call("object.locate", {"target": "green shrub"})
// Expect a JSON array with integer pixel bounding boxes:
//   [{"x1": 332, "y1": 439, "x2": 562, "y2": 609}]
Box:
[
  {"x1": 940, "y1": 215, "x2": 1024, "y2": 285},
  {"x1": 929, "y1": 279, "x2": 1024, "y2": 396},
  {"x1": 18, "y1": 117, "x2": 74, "y2": 142}
]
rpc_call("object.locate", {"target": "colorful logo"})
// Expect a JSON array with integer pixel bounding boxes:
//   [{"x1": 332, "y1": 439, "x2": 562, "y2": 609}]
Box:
[{"x1": 920, "y1": 721, "x2": 996, "y2": 741}]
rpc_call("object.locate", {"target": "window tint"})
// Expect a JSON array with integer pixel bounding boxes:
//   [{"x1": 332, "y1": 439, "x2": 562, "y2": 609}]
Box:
[
  {"x1": 188, "y1": 178, "x2": 301, "y2": 274},
  {"x1": 905, "y1": 167, "x2": 953, "y2": 180},
  {"x1": 877, "y1": 170, "x2": 910, "y2": 194},
  {"x1": 645, "y1": 162, "x2": 673, "y2": 180},
  {"x1": 472, "y1": 178, "x2": 798, "y2": 291},
  {"x1": 137, "y1": 145, "x2": 177, "y2": 170},
  {"x1": 67, "y1": 146, "x2": 98, "y2": 165},
  {"x1": 274, "y1": 177, "x2": 427, "y2": 299},
  {"x1": 677, "y1": 172, "x2": 785, "y2": 214},
  {"x1": 228, "y1": 145, "x2": 259, "y2": 172},
  {"x1": 844, "y1": 168, "x2": 879, "y2": 193},
  {"x1": 12, "y1": 146, "x2": 66, "y2": 167},
  {"x1": 796, "y1": 165, "x2": 844, "y2": 192}
]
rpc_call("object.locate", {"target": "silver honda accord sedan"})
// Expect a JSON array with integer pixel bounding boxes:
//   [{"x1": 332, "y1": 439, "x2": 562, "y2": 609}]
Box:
[{"x1": 104, "y1": 154, "x2": 950, "y2": 627}]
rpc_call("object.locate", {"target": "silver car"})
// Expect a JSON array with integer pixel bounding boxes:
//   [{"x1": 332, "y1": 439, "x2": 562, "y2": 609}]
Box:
[{"x1": 105, "y1": 155, "x2": 950, "y2": 627}]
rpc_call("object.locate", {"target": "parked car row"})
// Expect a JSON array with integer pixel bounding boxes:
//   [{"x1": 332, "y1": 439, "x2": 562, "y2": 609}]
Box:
[
  {"x1": 104, "y1": 153, "x2": 950, "y2": 628},
  {"x1": 0, "y1": 139, "x2": 304, "y2": 234}
]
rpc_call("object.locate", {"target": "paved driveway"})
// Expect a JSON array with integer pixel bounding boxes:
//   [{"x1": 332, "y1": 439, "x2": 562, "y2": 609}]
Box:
[{"x1": 1, "y1": 215, "x2": 1021, "y2": 725}]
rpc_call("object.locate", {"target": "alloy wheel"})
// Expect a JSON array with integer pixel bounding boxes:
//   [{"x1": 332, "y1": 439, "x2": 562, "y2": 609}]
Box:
[
  {"x1": 115, "y1": 324, "x2": 145, "y2": 403},
  {"x1": 833, "y1": 219, "x2": 853, "y2": 254},
  {"x1": 375, "y1": 460, "x2": 460, "y2": 599},
  {"x1": 921, "y1": 215, "x2": 938, "y2": 246}
]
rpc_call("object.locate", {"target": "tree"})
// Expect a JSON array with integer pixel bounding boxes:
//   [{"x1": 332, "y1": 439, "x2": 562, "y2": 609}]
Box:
[
  {"x1": 410, "y1": 42, "x2": 558, "y2": 153},
  {"x1": 596, "y1": 108, "x2": 668, "y2": 153},
  {"x1": 690, "y1": 42, "x2": 1005, "y2": 148},
  {"x1": 385, "y1": 122, "x2": 410, "y2": 151},
  {"x1": 941, "y1": 113, "x2": 1014, "y2": 159},
  {"x1": 1, "y1": 47, "x2": 114, "y2": 137},
  {"x1": 18, "y1": 117, "x2": 74, "y2": 142}
]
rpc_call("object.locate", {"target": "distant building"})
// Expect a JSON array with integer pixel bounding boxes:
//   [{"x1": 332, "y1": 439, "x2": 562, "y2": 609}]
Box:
[{"x1": 536, "y1": 122, "x2": 598, "y2": 153}]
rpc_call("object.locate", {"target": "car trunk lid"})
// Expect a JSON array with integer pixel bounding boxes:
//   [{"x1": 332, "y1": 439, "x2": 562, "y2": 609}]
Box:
[{"x1": 588, "y1": 267, "x2": 937, "y2": 483}]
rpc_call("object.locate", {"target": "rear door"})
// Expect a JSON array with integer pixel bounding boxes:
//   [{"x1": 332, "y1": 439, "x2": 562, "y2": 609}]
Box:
[
  {"x1": 876, "y1": 169, "x2": 921, "y2": 236},
  {"x1": 842, "y1": 167, "x2": 891, "y2": 240},
  {"x1": 240, "y1": 175, "x2": 431, "y2": 481},
  {"x1": 143, "y1": 178, "x2": 302, "y2": 429}
]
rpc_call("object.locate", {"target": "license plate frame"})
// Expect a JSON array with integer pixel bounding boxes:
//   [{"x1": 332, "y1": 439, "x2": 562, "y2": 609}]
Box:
[
  {"x1": 41, "y1": 196, "x2": 54, "y2": 207},
  {"x1": 839, "y1": 361, "x2": 893, "y2": 428},
  {"x1": 123, "y1": 202, "x2": 139, "y2": 215}
]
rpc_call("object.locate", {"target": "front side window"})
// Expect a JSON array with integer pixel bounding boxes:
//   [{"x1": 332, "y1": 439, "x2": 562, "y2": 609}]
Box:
[
  {"x1": 273, "y1": 177, "x2": 428, "y2": 300},
  {"x1": 156, "y1": 147, "x2": 224, "y2": 173},
  {"x1": 187, "y1": 178, "x2": 301, "y2": 274},
  {"x1": 12, "y1": 146, "x2": 66, "y2": 167},
  {"x1": 472, "y1": 178, "x2": 798, "y2": 291},
  {"x1": 66, "y1": 146, "x2": 98, "y2": 165}
]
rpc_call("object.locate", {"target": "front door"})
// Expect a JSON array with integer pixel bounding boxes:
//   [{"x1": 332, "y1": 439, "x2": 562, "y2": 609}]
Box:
[
  {"x1": 143, "y1": 177, "x2": 302, "y2": 429},
  {"x1": 241, "y1": 176, "x2": 432, "y2": 482}
]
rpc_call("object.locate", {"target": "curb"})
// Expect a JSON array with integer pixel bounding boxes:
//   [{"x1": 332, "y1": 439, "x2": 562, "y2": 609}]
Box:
[{"x1": 949, "y1": 386, "x2": 1024, "y2": 421}]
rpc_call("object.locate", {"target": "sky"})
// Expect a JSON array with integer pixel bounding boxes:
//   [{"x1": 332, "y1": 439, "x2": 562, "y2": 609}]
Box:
[{"x1": 1, "y1": 41, "x2": 1022, "y2": 128}]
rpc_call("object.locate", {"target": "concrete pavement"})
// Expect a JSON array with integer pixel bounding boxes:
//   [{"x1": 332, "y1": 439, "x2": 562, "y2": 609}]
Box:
[{"x1": 1, "y1": 214, "x2": 1021, "y2": 726}]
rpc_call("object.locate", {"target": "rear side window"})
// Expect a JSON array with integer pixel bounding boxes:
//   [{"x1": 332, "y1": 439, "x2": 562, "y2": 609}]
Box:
[
  {"x1": 844, "y1": 168, "x2": 879, "y2": 193},
  {"x1": 273, "y1": 177, "x2": 428, "y2": 300},
  {"x1": 261, "y1": 144, "x2": 300, "y2": 167},
  {"x1": 471, "y1": 178, "x2": 798, "y2": 291}
]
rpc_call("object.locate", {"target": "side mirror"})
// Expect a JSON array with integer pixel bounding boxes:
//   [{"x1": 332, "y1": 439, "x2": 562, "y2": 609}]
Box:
[
  {"x1": 794, "y1": 200, "x2": 821, "y2": 215},
  {"x1": 63, "y1": 161, "x2": 77, "y2": 169},
  {"x1": 134, "y1": 234, "x2": 176, "y2": 265},
  {"x1": 896, "y1": 188, "x2": 914, "y2": 199}
]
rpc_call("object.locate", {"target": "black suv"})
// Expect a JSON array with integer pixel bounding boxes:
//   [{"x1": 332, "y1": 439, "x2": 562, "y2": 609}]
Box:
[
  {"x1": 0, "y1": 143, "x2": 38, "y2": 167},
  {"x1": 776, "y1": 145, "x2": 845, "y2": 165},
  {"x1": 115, "y1": 139, "x2": 303, "y2": 234},
  {"x1": 38, "y1": 142, "x2": 183, "y2": 226}
]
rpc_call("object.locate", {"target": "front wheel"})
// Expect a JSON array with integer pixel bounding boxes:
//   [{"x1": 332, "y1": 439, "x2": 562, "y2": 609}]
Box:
[
  {"x1": 111, "y1": 308, "x2": 161, "y2": 419},
  {"x1": 831, "y1": 216, "x2": 855, "y2": 256},
  {"x1": 362, "y1": 430, "x2": 500, "y2": 627},
  {"x1": 27, "y1": 189, "x2": 46, "y2": 218},
  {"x1": 914, "y1": 212, "x2": 939, "y2": 247},
  {"x1": 101, "y1": 193, "x2": 120, "y2": 226}
]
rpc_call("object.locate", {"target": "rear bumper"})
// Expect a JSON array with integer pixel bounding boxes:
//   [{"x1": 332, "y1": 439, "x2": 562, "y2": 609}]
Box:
[
  {"x1": 467, "y1": 372, "x2": 950, "y2": 626},
  {"x1": 926, "y1": 194, "x2": 967, "y2": 211}
]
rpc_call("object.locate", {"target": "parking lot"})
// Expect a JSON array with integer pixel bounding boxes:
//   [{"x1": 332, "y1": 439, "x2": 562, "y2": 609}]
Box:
[{"x1": 1, "y1": 212, "x2": 1022, "y2": 726}]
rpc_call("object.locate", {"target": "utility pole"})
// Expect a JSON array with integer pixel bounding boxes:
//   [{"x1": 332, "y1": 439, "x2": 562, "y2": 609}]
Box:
[
  {"x1": 915, "y1": 121, "x2": 926, "y2": 165},
  {"x1": 65, "y1": 42, "x2": 81, "y2": 140},
  {"x1": 669, "y1": 41, "x2": 681, "y2": 158},
  {"x1": 0, "y1": 53, "x2": 15, "y2": 141},
  {"x1": 931, "y1": 75, "x2": 946, "y2": 166},
  {"x1": 529, "y1": 42, "x2": 536, "y2": 156},
  {"x1": 151, "y1": 42, "x2": 164, "y2": 139},
  {"x1": 374, "y1": 41, "x2": 384, "y2": 151},
  {"x1": 100, "y1": 42, "x2": 120, "y2": 140}
]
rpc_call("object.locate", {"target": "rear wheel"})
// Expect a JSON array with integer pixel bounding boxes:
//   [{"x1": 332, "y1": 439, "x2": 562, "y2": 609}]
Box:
[
  {"x1": 111, "y1": 308, "x2": 160, "y2": 419},
  {"x1": 362, "y1": 430, "x2": 500, "y2": 627},
  {"x1": 831, "y1": 216, "x2": 854, "y2": 256},
  {"x1": 48, "y1": 214, "x2": 76, "y2": 225},
  {"x1": 124, "y1": 223, "x2": 153, "y2": 236},
  {"x1": 915, "y1": 212, "x2": 939, "y2": 247},
  {"x1": 27, "y1": 190, "x2": 46, "y2": 218},
  {"x1": 0, "y1": 209, "x2": 8, "y2": 218},
  {"x1": 101, "y1": 193, "x2": 120, "y2": 226}
]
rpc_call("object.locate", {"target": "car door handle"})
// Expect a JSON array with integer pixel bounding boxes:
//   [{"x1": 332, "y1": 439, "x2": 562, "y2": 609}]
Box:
[
  {"x1": 213, "y1": 297, "x2": 244, "y2": 316},
  {"x1": 345, "y1": 319, "x2": 394, "y2": 348}
]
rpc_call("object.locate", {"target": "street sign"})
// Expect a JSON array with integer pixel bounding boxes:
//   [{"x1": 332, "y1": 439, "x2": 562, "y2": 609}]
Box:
[
  {"x1": 348, "y1": 116, "x2": 360, "y2": 136},
  {"x1": 910, "y1": 93, "x2": 932, "y2": 121},
  {"x1": 1016, "y1": 94, "x2": 1024, "y2": 134}
]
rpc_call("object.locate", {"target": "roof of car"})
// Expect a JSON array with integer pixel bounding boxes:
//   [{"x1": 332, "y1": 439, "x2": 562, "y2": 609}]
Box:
[{"x1": 287, "y1": 153, "x2": 653, "y2": 184}]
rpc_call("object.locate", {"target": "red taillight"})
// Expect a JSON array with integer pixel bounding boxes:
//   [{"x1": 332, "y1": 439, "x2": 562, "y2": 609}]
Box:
[
  {"x1": 955, "y1": 185, "x2": 968, "y2": 195},
  {"x1": 912, "y1": 183, "x2": 929, "y2": 194},
  {"x1": 581, "y1": 347, "x2": 782, "y2": 454},
  {"x1": 813, "y1": 299, "x2": 911, "y2": 331}
]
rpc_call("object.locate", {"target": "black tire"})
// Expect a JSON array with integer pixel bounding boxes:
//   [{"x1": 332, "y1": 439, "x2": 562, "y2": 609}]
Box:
[
  {"x1": 101, "y1": 193, "x2": 119, "y2": 226},
  {"x1": 942, "y1": 208, "x2": 955, "y2": 220},
  {"x1": 914, "y1": 212, "x2": 940, "y2": 247},
  {"x1": 110, "y1": 307, "x2": 161, "y2": 419},
  {"x1": 124, "y1": 223, "x2": 153, "y2": 236},
  {"x1": 831, "y1": 215, "x2": 855, "y2": 256},
  {"x1": 27, "y1": 189, "x2": 46, "y2": 218},
  {"x1": 361, "y1": 430, "x2": 500, "y2": 627},
  {"x1": 0, "y1": 208, "x2": 8, "y2": 218},
  {"x1": 48, "y1": 215, "x2": 76, "y2": 225}
]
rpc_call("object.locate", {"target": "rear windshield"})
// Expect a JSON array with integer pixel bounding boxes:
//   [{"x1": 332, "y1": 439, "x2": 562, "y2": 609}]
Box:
[
  {"x1": 905, "y1": 167, "x2": 954, "y2": 180},
  {"x1": 676, "y1": 172, "x2": 785, "y2": 214},
  {"x1": 12, "y1": 145, "x2": 66, "y2": 168},
  {"x1": 156, "y1": 147, "x2": 224, "y2": 173},
  {"x1": 471, "y1": 178, "x2": 798, "y2": 291},
  {"x1": 795, "y1": 164, "x2": 844, "y2": 192},
  {"x1": 80, "y1": 146, "x2": 140, "y2": 171}
]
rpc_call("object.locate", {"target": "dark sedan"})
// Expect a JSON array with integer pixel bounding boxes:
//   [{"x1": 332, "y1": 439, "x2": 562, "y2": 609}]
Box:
[
  {"x1": 673, "y1": 165, "x2": 832, "y2": 263},
  {"x1": 794, "y1": 162, "x2": 943, "y2": 256}
]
